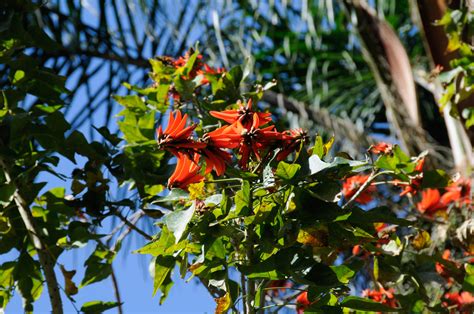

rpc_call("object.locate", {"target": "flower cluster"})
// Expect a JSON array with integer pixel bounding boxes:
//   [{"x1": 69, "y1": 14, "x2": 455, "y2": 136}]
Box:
[
  {"x1": 156, "y1": 99, "x2": 308, "y2": 189},
  {"x1": 416, "y1": 178, "x2": 471, "y2": 215},
  {"x1": 362, "y1": 287, "x2": 398, "y2": 309},
  {"x1": 160, "y1": 50, "x2": 224, "y2": 101}
]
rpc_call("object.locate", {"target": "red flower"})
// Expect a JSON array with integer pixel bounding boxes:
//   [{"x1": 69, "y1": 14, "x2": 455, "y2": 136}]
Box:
[
  {"x1": 352, "y1": 245, "x2": 362, "y2": 256},
  {"x1": 362, "y1": 287, "x2": 397, "y2": 308},
  {"x1": 296, "y1": 291, "x2": 311, "y2": 314},
  {"x1": 210, "y1": 99, "x2": 272, "y2": 129},
  {"x1": 197, "y1": 64, "x2": 225, "y2": 85},
  {"x1": 370, "y1": 142, "x2": 393, "y2": 155},
  {"x1": 200, "y1": 146, "x2": 232, "y2": 176},
  {"x1": 415, "y1": 158, "x2": 425, "y2": 172},
  {"x1": 440, "y1": 178, "x2": 471, "y2": 207},
  {"x1": 443, "y1": 291, "x2": 474, "y2": 312},
  {"x1": 168, "y1": 152, "x2": 204, "y2": 189},
  {"x1": 206, "y1": 122, "x2": 242, "y2": 149},
  {"x1": 235, "y1": 115, "x2": 282, "y2": 169},
  {"x1": 276, "y1": 128, "x2": 309, "y2": 161},
  {"x1": 417, "y1": 189, "x2": 445, "y2": 215},
  {"x1": 342, "y1": 174, "x2": 376, "y2": 204},
  {"x1": 156, "y1": 110, "x2": 206, "y2": 156}
]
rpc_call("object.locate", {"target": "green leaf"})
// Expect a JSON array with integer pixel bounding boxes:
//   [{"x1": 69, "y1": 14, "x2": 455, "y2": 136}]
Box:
[
  {"x1": 80, "y1": 262, "x2": 112, "y2": 288},
  {"x1": 340, "y1": 296, "x2": 399, "y2": 312},
  {"x1": 93, "y1": 126, "x2": 122, "y2": 146},
  {"x1": 0, "y1": 262, "x2": 15, "y2": 288},
  {"x1": 0, "y1": 216, "x2": 11, "y2": 234},
  {"x1": 421, "y1": 170, "x2": 450, "y2": 188},
  {"x1": 275, "y1": 161, "x2": 301, "y2": 180},
  {"x1": 312, "y1": 135, "x2": 324, "y2": 158},
  {"x1": 330, "y1": 264, "x2": 359, "y2": 284},
  {"x1": 0, "y1": 183, "x2": 15, "y2": 207},
  {"x1": 234, "y1": 180, "x2": 251, "y2": 215},
  {"x1": 153, "y1": 256, "x2": 175, "y2": 296},
  {"x1": 134, "y1": 226, "x2": 175, "y2": 256},
  {"x1": 154, "y1": 189, "x2": 189, "y2": 203},
  {"x1": 164, "y1": 203, "x2": 195, "y2": 243},
  {"x1": 114, "y1": 95, "x2": 147, "y2": 113},
  {"x1": 80, "y1": 301, "x2": 120, "y2": 313},
  {"x1": 463, "y1": 264, "x2": 474, "y2": 293},
  {"x1": 309, "y1": 155, "x2": 369, "y2": 176}
]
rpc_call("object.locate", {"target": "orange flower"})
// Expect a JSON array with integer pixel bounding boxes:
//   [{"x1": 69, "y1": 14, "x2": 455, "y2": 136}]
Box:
[
  {"x1": 296, "y1": 291, "x2": 311, "y2": 314},
  {"x1": 276, "y1": 128, "x2": 308, "y2": 161},
  {"x1": 417, "y1": 189, "x2": 445, "y2": 215},
  {"x1": 362, "y1": 287, "x2": 397, "y2": 308},
  {"x1": 370, "y1": 142, "x2": 393, "y2": 155},
  {"x1": 200, "y1": 146, "x2": 232, "y2": 176},
  {"x1": 206, "y1": 122, "x2": 242, "y2": 149},
  {"x1": 156, "y1": 110, "x2": 206, "y2": 156},
  {"x1": 440, "y1": 178, "x2": 471, "y2": 207},
  {"x1": 168, "y1": 152, "x2": 204, "y2": 189},
  {"x1": 443, "y1": 291, "x2": 474, "y2": 312},
  {"x1": 342, "y1": 174, "x2": 376, "y2": 204},
  {"x1": 235, "y1": 115, "x2": 282, "y2": 169},
  {"x1": 210, "y1": 99, "x2": 272, "y2": 129}
]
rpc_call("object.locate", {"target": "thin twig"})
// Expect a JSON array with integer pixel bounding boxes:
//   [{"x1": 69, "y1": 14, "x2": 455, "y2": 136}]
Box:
[
  {"x1": 342, "y1": 170, "x2": 393, "y2": 209},
  {"x1": 114, "y1": 211, "x2": 152, "y2": 241}
]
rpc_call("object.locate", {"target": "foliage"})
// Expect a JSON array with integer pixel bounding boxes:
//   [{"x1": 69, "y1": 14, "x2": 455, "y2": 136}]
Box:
[
  {"x1": 125, "y1": 51, "x2": 473, "y2": 313},
  {"x1": 438, "y1": 7, "x2": 474, "y2": 129},
  {"x1": 0, "y1": 1, "x2": 473, "y2": 314}
]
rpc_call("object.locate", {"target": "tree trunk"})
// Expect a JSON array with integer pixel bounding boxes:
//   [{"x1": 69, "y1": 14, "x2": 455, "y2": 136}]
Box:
[
  {"x1": 341, "y1": 0, "x2": 450, "y2": 169},
  {"x1": 413, "y1": 0, "x2": 473, "y2": 172}
]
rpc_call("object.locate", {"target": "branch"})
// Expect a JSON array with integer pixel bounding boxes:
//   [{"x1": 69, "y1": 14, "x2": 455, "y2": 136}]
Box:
[
  {"x1": 114, "y1": 210, "x2": 152, "y2": 241},
  {"x1": 110, "y1": 266, "x2": 123, "y2": 314},
  {"x1": 0, "y1": 159, "x2": 63, "y2": 314}
]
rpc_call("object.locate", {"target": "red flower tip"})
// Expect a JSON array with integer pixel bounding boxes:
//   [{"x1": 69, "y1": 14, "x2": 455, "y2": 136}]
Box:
[
  {"x1": 296, "y1": 291, "x2": 313, "y2": 314},
  {"x1": 415, "y1": 158, "x2": 425, "y2": 172},
  {"x1": 168, "y1": 152, "x2": 204, "y2": 190},
  {"x1": 156, "y1": 110, "x2": 206, "y2": 154},
  {"x1": 210, "y1": 99, "x2": 272, "y2": 129}
]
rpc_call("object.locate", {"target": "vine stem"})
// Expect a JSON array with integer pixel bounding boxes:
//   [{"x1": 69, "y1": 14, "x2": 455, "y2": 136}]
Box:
[{"x1": 0, "y1": 158, "x2": 63, "y2": 314}]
